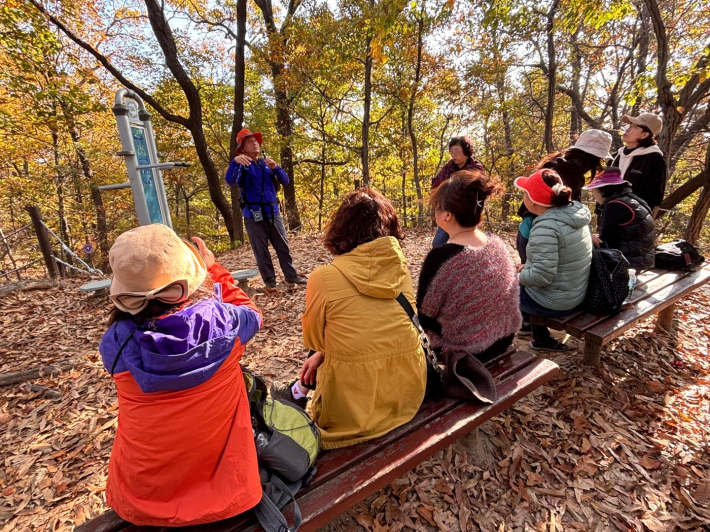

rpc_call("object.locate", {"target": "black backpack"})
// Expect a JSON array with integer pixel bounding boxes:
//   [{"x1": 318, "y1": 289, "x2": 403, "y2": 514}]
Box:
[
  {"x1": 655, "y1": 239, "x2": 705, "y2": 271},
  {"x1": 584, "y1": 248, "x2": 630, "y2": 315}
]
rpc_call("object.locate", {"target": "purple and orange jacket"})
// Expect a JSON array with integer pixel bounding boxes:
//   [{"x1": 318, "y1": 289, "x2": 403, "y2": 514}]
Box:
[{"x1": 99, "y1": 263, "x2": 263, "y2": 526}]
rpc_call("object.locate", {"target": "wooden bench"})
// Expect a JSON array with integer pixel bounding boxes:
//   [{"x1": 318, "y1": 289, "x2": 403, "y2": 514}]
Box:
[
  {"x1": 76, "y1": 349, "x2": 558, "y2": 532},
  {"x1": 531, "y1": 263, "x2": 710, "y2": 366}
]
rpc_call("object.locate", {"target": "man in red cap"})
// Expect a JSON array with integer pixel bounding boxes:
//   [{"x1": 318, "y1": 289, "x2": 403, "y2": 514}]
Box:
[{"x1": 225, "y1": 129, "x2": 306, "y2": 289}]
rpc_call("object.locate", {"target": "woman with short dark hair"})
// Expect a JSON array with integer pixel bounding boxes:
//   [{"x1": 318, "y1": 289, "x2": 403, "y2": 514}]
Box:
[
  {"x1": 271, "y1": 188, "x2": 426, "y2": 449},
  {"x1": 417, "y1": 171, "x2": 522, "y2": 362},
  {"x1": 612, "y1": 113, "x2": 667, "y2": 211},
  {"x1": 430, "y1": 136, "x2": 484, "y2": 247}
]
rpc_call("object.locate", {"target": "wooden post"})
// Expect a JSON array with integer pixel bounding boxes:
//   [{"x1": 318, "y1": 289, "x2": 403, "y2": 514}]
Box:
[
  {"x1": 655, "y1": 303, "x2": 676, "y2": 333},
  {"x1": 26, "y1": 206, "x2": 59, "y2": 279},
  {"x1": 0, "y1": 227, "x2": 21, "y2": 281},
  {"x1": 53, "y1": 248, "x2": 66, "y2": 277},
  {"x1": 582, "y1": 337, "x2": 603, "y2": 367}
]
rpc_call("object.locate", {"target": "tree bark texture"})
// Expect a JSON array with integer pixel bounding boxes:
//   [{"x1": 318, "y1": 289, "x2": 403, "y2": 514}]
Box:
[
  {"x1": 543, "y1": 0, "x2": 559, "y2": 154},
  {"x1": 362, "y1": 32, "x2": 373, "y2": 188},
  {"x1": 228, "y1": 0, "x2": 247, "y2": 245},
  {"x1": 684, "y1": 143, "x2": 710, "y2": 244},
  {"x1": 407, "y1": 12, "x2": 425, "y2": 226},
  {"x1": 254, "y1": 0, "x2": 303, "y2": 231}
]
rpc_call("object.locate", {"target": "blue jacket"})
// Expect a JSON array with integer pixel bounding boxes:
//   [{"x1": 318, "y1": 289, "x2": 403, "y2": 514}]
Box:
[{"x1": 225, "y1": 158, "x2": 289, "y2": 218}]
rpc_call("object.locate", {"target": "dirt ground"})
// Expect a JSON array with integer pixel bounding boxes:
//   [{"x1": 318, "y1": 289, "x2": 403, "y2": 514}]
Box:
[{"x1": 1, "y1": 229, "x2": 709, "y2": 532}]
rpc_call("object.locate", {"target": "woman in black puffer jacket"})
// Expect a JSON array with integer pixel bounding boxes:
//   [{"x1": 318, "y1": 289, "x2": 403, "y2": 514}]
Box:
[{"x1": 586, "y1": 167, "x2": 655, "y2": 270}]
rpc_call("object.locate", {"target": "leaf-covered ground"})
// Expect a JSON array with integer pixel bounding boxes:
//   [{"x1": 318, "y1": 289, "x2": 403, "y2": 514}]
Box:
[{"x1": 1, "y1": 230, "x2": 709, "y2": 532}]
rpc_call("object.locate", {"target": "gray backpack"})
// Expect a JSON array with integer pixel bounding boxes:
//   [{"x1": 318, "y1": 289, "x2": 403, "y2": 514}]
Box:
[{"x1": 243, "y1": 369, "x2": 320, "y2": 532}]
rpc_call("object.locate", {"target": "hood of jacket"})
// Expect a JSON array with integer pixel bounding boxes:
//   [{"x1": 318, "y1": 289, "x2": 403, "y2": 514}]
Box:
[
  {"x1": 99, "y1": 299, "x2": 260, "y2": 393},
  {"x1": 616, "y1": 145, "x2": 663, "y2": 158},
  {"x1": 331, "y1": 236, "x2": 408, "y2": 299},
  {"x1": 534, "y1": 201, "x2": 591, "y2": 230}
]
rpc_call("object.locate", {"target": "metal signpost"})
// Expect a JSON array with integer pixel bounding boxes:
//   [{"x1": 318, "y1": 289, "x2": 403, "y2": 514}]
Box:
[{"x1": 101, "y1": 89, "x2": 189, "y2": 228}]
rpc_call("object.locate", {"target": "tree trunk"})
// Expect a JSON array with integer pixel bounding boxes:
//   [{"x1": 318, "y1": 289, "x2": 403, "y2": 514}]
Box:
[
  {"x1": 684, "y1": 144, "x2": 710, "y2": 244},
  {"x1": 142, "y1": 0, "x2": 235, "y2": 239},
  {"x1": 631, "y1": 4, "x2": 651, "y2": 117},
  {"x1": 319, "y1": 141, "x2": 326, "y2": 232},
  {"x1": 66, "y1": 123, "x2": 110, "y2": 266},
  {"x1": 407, "y1": 12, "x2": 425, "y2": 227},
  {"x1": 228, "y1": 0, "x2": 247, "y2": 246},
  {"x1": 183, "y1": 187, "x2": 192, "y2": 237},
  {"x1": 50, "y1": 127, "x2": 71, "y2": 270},
  {"x1": 362, "y1": 0, "x2": 375, "y2": 187},
  {"x1": 543, "y1": 0, "x2": 559, "y2": 154},
  {"x1": 569, "y1": 28, "x2": 582, "y2": 141},
  {"x1": 273, "y1": 79, "x2": 302, "y2": 231},
  {"x1": 685, "y1": 184, "x2": 710, "y2": 245}
]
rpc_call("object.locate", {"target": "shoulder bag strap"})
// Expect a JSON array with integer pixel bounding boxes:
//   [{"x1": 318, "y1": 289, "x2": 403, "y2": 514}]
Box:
[
  {"x1": 254, "y1": 475, "x2": 303, "y2": 532},
  {"x1": 395, "y1": 293, "x2": 441, "y2": 377}
]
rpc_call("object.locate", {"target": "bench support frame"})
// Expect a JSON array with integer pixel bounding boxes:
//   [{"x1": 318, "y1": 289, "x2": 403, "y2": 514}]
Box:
[{"x1": 655, "y1": 302, "x2": 676, "y2": 333}]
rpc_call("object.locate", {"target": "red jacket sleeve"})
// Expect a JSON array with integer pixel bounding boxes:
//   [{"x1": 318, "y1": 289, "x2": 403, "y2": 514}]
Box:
[{"x1": 208, "y1": 262, "x2": 261, "y2": 320}]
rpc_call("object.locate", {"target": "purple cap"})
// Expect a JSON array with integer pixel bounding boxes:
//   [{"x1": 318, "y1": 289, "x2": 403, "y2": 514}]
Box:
[{"x1": 584, "y1": 167, "x2": 630, "y2": 189}]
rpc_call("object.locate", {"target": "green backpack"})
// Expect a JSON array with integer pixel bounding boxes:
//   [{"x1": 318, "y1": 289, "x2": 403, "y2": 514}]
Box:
[{"x1": 243, "y1": 368, "x2": 320, "y2": 532}]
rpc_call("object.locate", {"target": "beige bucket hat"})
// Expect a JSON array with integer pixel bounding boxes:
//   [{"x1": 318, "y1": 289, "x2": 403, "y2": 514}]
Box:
[
  {"x1": 621, "y1": 113, "x2": 663, "y2": 136},
  {"x1": 109, "y1": 224, "x2": 207, "y2": 314}
]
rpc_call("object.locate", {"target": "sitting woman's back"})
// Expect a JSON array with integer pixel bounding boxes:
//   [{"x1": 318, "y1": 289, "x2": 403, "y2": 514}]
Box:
[
  {"x1": 418, "y1": 171, "x2": 522, "y2": 360},
  {"x1": 300, "y1": 189, "x2": 426, "y2": 450},
  {"x1": 586, "y1": 167, "x2": 655, "y2": 269},
  {"x1": 99, "y1": 225, "x2": 263, "y2": 526}
]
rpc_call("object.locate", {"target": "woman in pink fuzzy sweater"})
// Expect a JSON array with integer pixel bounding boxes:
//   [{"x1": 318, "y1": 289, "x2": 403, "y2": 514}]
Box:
[{"x1": 417, "y1": 171, "x2": 522, "y2": 361}]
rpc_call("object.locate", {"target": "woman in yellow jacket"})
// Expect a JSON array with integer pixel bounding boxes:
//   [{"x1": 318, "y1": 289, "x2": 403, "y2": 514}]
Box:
[{"x1": 271, "y1": 189, "x2": 427, "y2": 449}]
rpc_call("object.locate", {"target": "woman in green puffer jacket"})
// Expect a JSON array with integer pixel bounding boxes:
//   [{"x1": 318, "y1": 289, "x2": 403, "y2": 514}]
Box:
[{"x1": 514, "y1": 169, "x2": 593, "y2": 351}]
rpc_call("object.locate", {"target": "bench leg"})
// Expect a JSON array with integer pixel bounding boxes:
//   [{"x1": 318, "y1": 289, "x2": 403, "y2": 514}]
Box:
[
  {"x1": 582, "y1": 338, "x2": 603, "y2": 367},
  {"x1": 655, "y1": 303, "x2": 676, "y2": 334}
]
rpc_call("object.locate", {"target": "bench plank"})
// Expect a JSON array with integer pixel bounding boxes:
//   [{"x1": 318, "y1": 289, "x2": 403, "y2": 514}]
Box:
[
  {"x1": 584, "y1": 265, "x2": 710, "y2": 346},
  {"x1": 530, "y1": 269, "x2": 662, "y2": 331},
  {"x1": 564, "y1": 269, "x2": 689, "y2": 338}
]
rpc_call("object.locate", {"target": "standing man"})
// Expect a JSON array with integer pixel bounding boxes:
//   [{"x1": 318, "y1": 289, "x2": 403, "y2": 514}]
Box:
[{"x1": 225, "y1": 129, "x2": 307, "y2": 289}]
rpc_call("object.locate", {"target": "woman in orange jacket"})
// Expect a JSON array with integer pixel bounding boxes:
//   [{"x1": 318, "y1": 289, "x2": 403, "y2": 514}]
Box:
[{"x1": 99, "y1": 224, "x2": 262, "y2": 526}]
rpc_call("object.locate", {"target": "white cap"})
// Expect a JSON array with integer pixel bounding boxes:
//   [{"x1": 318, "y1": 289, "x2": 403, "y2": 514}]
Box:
[{"x1": 568, "y1": 129, "x2": 613, "y2": 160}]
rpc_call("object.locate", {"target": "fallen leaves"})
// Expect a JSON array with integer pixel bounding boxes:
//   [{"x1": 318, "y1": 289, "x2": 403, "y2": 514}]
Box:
[{"x1": 2, "y1": 230, "x2": 710, "y2": 531}]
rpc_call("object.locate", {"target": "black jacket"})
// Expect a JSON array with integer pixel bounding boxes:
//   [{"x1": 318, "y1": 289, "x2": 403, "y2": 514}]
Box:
[
  {"x1": 612, "y1": 148, "x2": 667, "y2": 211},
  {"x1": 598, "y1": 186, "x2": 655, "y2": 269},
  {"x1": 517, "y1": 156, "x2": 587, "y2": 217}
]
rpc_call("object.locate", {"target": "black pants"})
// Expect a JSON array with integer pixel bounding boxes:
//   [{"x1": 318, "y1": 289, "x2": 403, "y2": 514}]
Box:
[{"x1": 244, "y1": 215, "x2": 298, "y2": 282}]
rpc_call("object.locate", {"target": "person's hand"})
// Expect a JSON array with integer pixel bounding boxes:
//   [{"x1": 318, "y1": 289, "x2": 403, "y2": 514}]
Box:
[
  {"x1": 516, "y1": 263, "x2": 525, "y2": 273},
  {"x1": 191, "y1": 236, "x2": 216, "y2": 268},
  {"x1": 234, "y1": 155, "x2": 252, "y2": 166},
  {"x1": 300, "y1": 351, "x2": 324, "y2": 387},
  {"x1": 264, "y1": 157, "x2": 277, "y2": 170},
  {"x1": 592, "y1": 234, "x2": 603, "y2": 249}
]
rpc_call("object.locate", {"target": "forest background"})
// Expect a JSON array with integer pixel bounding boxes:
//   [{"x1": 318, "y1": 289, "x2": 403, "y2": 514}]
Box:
[{"x1": 1, "y1": 0, "x2": 710, "y2": 274}]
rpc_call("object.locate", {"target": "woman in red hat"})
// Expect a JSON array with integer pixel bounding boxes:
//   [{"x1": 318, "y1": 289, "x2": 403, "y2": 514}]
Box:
[
  {"x1": 514, "y1": 169, "x2": 593, "y2": 351},
  {"x1": 225, "y1": 129, "x2": 307, "y2": 289}
]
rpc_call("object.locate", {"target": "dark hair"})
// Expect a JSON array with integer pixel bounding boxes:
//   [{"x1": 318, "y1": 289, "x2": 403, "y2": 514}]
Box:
[
  {"x1": 540, "y1": 169, "x2": 573, "y2": 207},
  {"x1": 636, "y1": 125, "x2": 656, "y2": 148},
  {"x1": 429, "y1": 170, "x2": 503, "y2": 227},
  {"x1": 107, "y1": 277, "x2": 215, "y2": 326},
  {"x1": 323, "y1": 188, "x2": 404, "y2": 255},
  {"x1": 448, "y1": 137, "x2": 473, "y2": 158},
  {"x1": 597, "y1": 183, "x2": 629, "y2": 199},
  {"x1": 538, "y1": 149, "x2": 604, "y2": 182}
]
